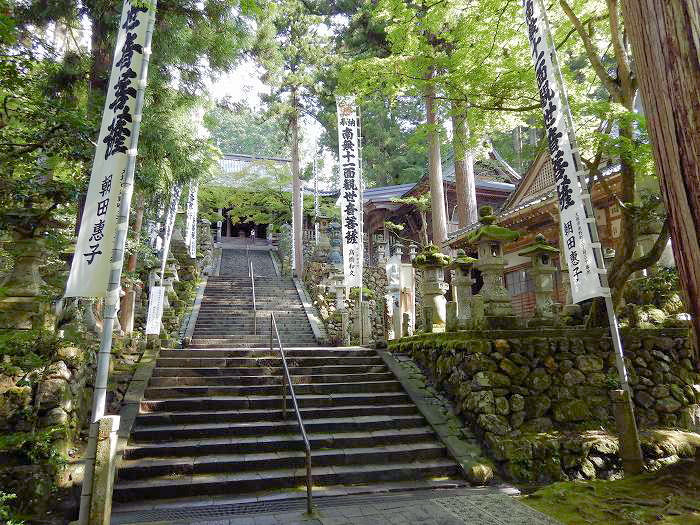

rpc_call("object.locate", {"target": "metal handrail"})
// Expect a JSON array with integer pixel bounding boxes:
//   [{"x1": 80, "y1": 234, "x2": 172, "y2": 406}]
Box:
[
  {"x1": 270, "y1": 313, "x2": 313, "y2": 514},
  {"x1": 250, "y1": 259, "x2": 256, "y2": 335}
]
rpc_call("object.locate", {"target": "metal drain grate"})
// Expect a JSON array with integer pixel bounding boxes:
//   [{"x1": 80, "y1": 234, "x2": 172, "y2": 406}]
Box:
[{"x1": 111, "y1": 485, "x2": 484, "y2": 524}]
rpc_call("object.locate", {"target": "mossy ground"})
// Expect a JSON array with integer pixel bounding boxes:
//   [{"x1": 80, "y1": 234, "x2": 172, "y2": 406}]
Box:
[{"x1": 521, "y1": 459, "x2": 700, "y2": 524}]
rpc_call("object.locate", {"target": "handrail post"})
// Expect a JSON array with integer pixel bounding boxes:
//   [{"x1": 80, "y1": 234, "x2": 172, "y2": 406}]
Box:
[{"x1": 306, "y1": 447, "x2": 312, "y2": 514}]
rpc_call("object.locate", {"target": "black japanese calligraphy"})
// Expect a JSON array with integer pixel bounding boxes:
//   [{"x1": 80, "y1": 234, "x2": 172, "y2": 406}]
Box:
[{"x1": 83, "y1": 244, "x2": 102, "y2": 265}]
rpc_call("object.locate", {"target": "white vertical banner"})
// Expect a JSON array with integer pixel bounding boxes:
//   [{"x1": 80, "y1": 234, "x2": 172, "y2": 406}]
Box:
[
  {"x1": 65, "y1": 1, "x2": 154, "y2": 297},
  {"x1": 144, "y1": 285, "x2": 165, "y2": 334},
  {"x1": 523, "y1": 0, "x2": 607, "y2": 303},
  {"x1": 159, "y1": 182, "x2": 183, "y2": 276},
  {"x1": 184, "y1": 179, "x2": 198, "y2": 258},
  {"x1": 336, "y1": 96, "x2": 363, "y2": 288}
]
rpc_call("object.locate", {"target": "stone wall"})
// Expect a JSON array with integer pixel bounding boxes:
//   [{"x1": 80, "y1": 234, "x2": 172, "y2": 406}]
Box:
[
  {"x1": 0, "y1": 220, "x2": 215, "y2": 521},
  {"x1": 303, "y1": 261, "x2": 388, "y2": 345},
  {"x1": 389, "y1": 328, "x2": 700, "y2": 481}
]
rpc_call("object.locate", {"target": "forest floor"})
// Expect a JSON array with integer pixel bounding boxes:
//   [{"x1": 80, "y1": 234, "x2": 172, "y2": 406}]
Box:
[{"x1": 521, "y1": 458, "x2": 700, "y2": 524}]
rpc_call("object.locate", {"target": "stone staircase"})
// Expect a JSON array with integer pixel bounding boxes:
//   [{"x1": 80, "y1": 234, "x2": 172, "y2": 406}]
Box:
[
  {"x1": 190, "y1": 275, "x2": 318, "y2": 348},
  {"x1": 111, "y1": 249, "x2": 464, "y2": 518}
]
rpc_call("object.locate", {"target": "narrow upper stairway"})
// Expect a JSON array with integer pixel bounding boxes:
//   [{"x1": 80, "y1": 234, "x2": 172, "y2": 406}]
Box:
[{"x1": 111, "y1": 249, "x2": 464, "y2": 520}]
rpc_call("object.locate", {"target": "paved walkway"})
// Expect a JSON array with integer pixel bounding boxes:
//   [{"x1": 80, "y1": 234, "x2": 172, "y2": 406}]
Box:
[{"x1": 115, "y1": 488, "x2": 559, "y2": 525}]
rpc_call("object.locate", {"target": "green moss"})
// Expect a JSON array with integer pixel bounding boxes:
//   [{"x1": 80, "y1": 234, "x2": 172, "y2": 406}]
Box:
[
  {"x1": 522, "y1": 459, "x2": 700, "y2": 524},
  {"x1": 413, "y1": 244, "x2": 451, "y2": 268}
]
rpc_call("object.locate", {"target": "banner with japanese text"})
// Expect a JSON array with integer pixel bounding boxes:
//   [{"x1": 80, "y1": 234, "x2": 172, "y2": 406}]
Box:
[
  {"x1": 159, "y1": 182, "x2": 183, "y2": 276},
  {"x1": 336, "y1": 96, "x2": 363, "y2": 288},
  {"x1": 65, "y1": 1, "x2": 154, "y2": 297},
  {"x1": 184, "y1": 180, "x2": 198, "y2": 259},
  {"x1": 145, "y1": 285, "x2": 165, "y2": 335},
  {"x1": 523, "y1": 0, "x2": 607, "y2": 303}
]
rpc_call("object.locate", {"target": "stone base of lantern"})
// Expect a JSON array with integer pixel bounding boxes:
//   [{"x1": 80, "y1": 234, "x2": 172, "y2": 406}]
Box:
[
  {"x1": 483, "y1": 315, "x2": 520, "y2": 330},
  {"x1": 0, "y1": 297, "x2": 52, "y2": 330}
]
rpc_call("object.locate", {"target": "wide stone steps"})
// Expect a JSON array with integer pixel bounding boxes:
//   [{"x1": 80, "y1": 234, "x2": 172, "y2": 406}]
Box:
[
  {"x1": 140, "y1": 392, "x2": 414, "y2": 412},
  {"x1": 123, "y1": 427, "x2": 439, "y2": 460},
  {"x1": 148, "y1": 372, "x2": 395, "y2": 387},
  {"x1": 151, "y1": 364, "x2": 389, "y2": 377},
  {"x1": 130, "y1": 414, "x2": 427, "y2": 441},
  {"x1": 118, "y1": 442, "x2": 447, "y2": 481},
  {"x1": 130, "y1": 403, "x2": 419, "y2": 425},
  {"x1": 113, "y1": 261, "x2": 463, "y2": 513},
  {"x1": 143, "y1": 380, "x2": 404, "y2": 399},
  {"x1": 155, "y1": 355, "x2": 385, "y2": 367},
  {"x1": 113, "y1": 459, "x2": 459, "y2": 502}
]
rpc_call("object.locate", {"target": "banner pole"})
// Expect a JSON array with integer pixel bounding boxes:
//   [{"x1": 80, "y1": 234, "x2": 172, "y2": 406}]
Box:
[
  {"x1": 526, "y1": 0, "x2": 642, "y2": 470},
  {"x1": 78, "y1": 3, "x2": 156, "y2": 522},
  {"x1": 357, "y1": 105, "x2": 365, "y2": 344}
]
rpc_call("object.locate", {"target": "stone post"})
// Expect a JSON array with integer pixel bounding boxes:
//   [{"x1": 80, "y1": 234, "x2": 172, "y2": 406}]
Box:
[
  {"x1": 445, "y1": 302, "x2": 458, "y2": 332},
  {"x1": 466, "y1": 207, "x2": 519, "y2": 327},
  {"x1": 611, "y1": 390, "x2": 645, "y2": 475},
  {"x1": 0, "y1": 238, "x2": 50, "y2": 330},
  {"x1": 448, "y1": 249, "x2": 476, "y2": 327},
  {"x1": 341, "y1": 311, "x2": 350, "y2": 346},
  {"x1": 385, "y1": 246, "x2": 402, "y2": 340},
  {"x1": 88, "y1": 415, "x2": 120, "y2": 525},
  {"x1": 412, "y1": 244, "x2": 450, "y2": 329},
  {"x1": 423, "y1": 305, "x2": 434, "y2": 333},
  {"x1": 359, "y1": 301, "x2": 371, "y2": 346},
  {"x1": 402, "y1": 312, "x2": 411, "y2": 337},
  {"x1": 518, "y1": 234, "x2": 560, "y2": 322}
]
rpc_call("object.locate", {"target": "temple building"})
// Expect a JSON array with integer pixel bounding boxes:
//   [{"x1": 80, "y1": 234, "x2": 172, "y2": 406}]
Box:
[{"x1": 446, "y1": 151, "x2": 675, "y2": 317}]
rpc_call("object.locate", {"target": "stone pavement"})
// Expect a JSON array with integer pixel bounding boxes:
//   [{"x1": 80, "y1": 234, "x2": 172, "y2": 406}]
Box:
[{"x1": 118, "y1": 488, "x2": 559, "y2": 525}]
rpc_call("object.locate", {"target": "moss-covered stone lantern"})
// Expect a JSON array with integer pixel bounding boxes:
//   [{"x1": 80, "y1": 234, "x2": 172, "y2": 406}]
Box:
[
  {"x1": 412, "y1": 243, "x2": 451, "y2": 329},
  {"x1": 466, "y1": 206, "x2": 519, "y2": 320},
  {"x1": 518, "y1": 234, "x2": 560, "y2": 320},
  {"x1": 448, "y1": 249, "x2": 477, "y2": 325}
]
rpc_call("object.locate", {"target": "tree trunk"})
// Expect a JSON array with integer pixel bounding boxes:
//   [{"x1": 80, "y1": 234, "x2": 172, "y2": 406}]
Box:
[
  {"x1": 126, "y1": 193, "x2": 145, "y2": 273},
  {"x1": 424, "y1": 72, "x2": 448, "y2": 248},
  {"x1": 451, "y1": 100, "x2": 478, "y2": 228},
  {"x1": 291, "y1": 88, "x2": 304, "y2": 276},
  {"x1": 622, "y1": 0, "x2": 700, "y2": 351}
]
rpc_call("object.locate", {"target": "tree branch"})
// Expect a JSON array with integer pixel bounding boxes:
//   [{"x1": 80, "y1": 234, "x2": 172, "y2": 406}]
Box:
[
  {"x1": 605, "y1": 0, "x2": 634, "y2": 106},
  {"x1": 559, "y1": 0, "x2": 622, "y2": 102}
]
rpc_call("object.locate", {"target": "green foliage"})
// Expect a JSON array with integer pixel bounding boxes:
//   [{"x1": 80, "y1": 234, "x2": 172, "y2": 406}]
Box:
[
  {"x1": 0, "y1": 491, "x2": 25, "y2": 525},
  {"x1": 0, "y1": 426, "x2": 67, "y2": 470},
  {"x1": 0, "y1": 330, "x2": 66, "y2": 376},
  {"x1": 413, "y1": 244, "x2": 451, "y2": 268},
  {"x1": 349, "y1": 286, "x2": 374, "y2": 301},
  {"x1": 205, "y1": 102, "x2": 289, "y2": 157}
]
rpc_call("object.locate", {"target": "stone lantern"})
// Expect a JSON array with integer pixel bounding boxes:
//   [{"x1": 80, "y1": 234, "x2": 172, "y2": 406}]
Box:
[
  {"x1": 374, "y1": 233, "x2": 389, "y2": 265},
  {"x1": 314, "y1": 215, "x2": 332, "y2": 257},
  {"x1": 448, "y1": 249, "x2": 477, "y2": 326},
  {"x1": 466, "y1": 206, "x2": 519, "y2": 324},
  {"x1": 408, "y1": 244, "x2": 418, "y2": 261},
  {"x1": 412, "y1": 244, "x2": 451, "y2": 330},
  {"x1": 518, "y1": 234, "x2": 560, "y2": 321},
  {"x1": 327, "y1": 222, "x2": 343, "y2": 269}
]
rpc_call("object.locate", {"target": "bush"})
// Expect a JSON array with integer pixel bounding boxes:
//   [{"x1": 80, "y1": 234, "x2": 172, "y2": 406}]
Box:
[{"x1": 0, "y1": 330, "x2": 65, "y2": 375}]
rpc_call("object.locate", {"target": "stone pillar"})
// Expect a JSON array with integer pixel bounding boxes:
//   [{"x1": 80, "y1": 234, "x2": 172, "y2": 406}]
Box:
[
  {"x1": 423, "y1": 305, "x2": 434, "y2": 333},
  {"x1": 385, "y1": 247, "x2": 402, "y2": 340},
  {"x1": 0, "y1": 238, "x2": 50, "y2": 330},
  {"x1": 359, "y1": 301, "x2": 371, "y2": 346},
  {"x1": 421, "y1": 265, "x2": 448, "y2": 327},
  {"x1": 216, "y1": 208, "x2": 222, "y2": 242},
  {"x1": 88, "y1": 415, "x2": 120, "y2": 525},
  {"x1": 412, "y1": 244, "x2": 450, "y2": 329},
  {"x1": 466, "y1": 207, "x2": 519, "y2": 325},
  {"x1": 341, "y1": 311, "x2": 350, "y2": 346},
  {"x1": 402, "y1": 312, "x2": 411, "y2": 337},
  {"x1": 449, "y1": 250, "x2": 476, "y2": 326},
  {"x1": 518, "y1": 234, "x2": 560, "y2": 322},
  {"x1": 446, "y1": 301, "x2": 458, "y2": 332}
]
